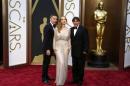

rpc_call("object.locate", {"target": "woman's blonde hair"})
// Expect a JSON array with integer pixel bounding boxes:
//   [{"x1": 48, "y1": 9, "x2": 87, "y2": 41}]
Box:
[{"x1": 57, "y1": 16, "x2": 67, "y2": 33}]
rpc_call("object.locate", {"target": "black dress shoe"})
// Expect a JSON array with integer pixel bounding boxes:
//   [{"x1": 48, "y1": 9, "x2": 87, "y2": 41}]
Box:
[
  {"x1": 42, "y1": 79, "x2": 49, "y2": 84},
  {"x1": 42, "y1": 78, "x2": 49, "y2": 84},
  {"x1": 77, "y1": 82, "x2": 82, "y2": 86},
  {"x1": 69, "y1": 80, "x2": 78, "y2": 84}
]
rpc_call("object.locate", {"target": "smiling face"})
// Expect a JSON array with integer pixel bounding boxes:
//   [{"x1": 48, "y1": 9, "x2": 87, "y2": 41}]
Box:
[
  {"x1": 50, "y1": 15, "x2": 58, "y2": 25},
  {"x1": 72, "y1": 17, "x2": 80, "y2": 27},
  {"x1": 73, "y1": 20, "x2": 80, "y2": 27}
]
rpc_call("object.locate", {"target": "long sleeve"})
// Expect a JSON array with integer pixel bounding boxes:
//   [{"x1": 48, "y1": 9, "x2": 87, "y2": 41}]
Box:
[
  {"x1": 68, "y1": 30, "x2": 71, "y2": 50},
  {"x1": 43, "y1": 25, "x2": 50, "y2": 50},
  {"x1": 53, "y1": 28, "x2": 56, "y2": 51},
  {"x1": 83, "y1": 28, "x2": 89, "y2": 53}
]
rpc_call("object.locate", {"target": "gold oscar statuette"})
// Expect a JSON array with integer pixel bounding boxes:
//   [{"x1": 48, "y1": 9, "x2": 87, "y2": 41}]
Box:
[{"x1": 93, "y1": 1, "x2": 107, "y2": 55}]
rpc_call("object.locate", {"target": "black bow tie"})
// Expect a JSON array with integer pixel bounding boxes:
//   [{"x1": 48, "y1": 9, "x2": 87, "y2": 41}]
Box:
[
  {"x1": 74, "y1": 27, "x2": 77, "y2": 29},
  {"x1": 53, "y1": 24, "x2": 56, "y2": 28}
]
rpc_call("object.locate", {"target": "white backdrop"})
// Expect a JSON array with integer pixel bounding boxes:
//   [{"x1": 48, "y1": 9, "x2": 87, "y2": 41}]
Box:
[
  {"x1": 63, "y1": 0, "x2": 80, "y2": 65},
  {"x1": 124, "y1": 0, "x2": 130, "y2": 68},
  {"x1": 8, "y1": 0, "x2": 27, "y2": 66}
]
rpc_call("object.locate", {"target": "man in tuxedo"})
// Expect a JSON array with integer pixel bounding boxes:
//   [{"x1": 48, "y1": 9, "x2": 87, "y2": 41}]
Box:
[
  {"x1": 70, "y1": 17, "x2": 89, "y2": 86},
  {"x1": 42, "y1": 15, "x2": 57, "y2": 84}
]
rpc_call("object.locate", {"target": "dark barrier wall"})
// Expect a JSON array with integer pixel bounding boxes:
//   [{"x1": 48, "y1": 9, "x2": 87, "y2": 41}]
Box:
[
  {"x1": 32, "y1": 0, "x2": 58, "y2": 57},
  {"x1": 0, "y1": 0, "x2": 3, "y2": 64}
]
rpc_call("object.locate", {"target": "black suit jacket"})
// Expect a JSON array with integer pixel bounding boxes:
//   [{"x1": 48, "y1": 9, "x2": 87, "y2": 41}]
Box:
[
  {"x1": 42, "y1": 23, "x2": 54, "y2": 53},
  {"x1": 70, "y1": 25, "x2": 89, "y2": 57}
]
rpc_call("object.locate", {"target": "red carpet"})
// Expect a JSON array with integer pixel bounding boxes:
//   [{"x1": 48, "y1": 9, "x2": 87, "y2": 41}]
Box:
[{"x1": 0, "y1": 65, "x2": 130, "y2": 86}]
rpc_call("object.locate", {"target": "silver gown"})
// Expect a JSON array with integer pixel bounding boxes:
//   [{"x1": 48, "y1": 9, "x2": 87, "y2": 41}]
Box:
[{"x1": 53, "y1": 27, "x2": 71, "y2": 85}]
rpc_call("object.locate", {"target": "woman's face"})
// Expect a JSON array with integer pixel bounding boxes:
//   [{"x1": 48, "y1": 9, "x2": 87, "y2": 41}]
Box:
[{"x1": 60, "y1": 17, "x2": 67, "y2": 25}]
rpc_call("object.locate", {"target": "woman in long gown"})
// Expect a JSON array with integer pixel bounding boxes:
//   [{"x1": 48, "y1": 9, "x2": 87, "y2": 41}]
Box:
[{"x1": 53, "y1": 16, "x2": 71, "y2": 86}]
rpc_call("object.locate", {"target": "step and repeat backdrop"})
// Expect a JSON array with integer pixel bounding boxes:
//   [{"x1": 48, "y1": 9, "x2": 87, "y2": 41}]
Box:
[
  {"x1": 3, "y1": 0, "x2": 130, "y2": 68},
  {"x1": 8, "y1": 0, "x2": 27, "y2": 66},
  {"x1": 32, "y1": 0, "x2": 59, "y2": 57},
  {"x1": 32, "y1": 0, "x2": 80, "y2": 65}
]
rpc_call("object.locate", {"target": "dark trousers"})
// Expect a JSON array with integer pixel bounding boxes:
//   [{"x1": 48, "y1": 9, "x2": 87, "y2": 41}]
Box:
[
  {"x1": 42, "y1": 54, "x2": 51, "y2": 80},
  {"x1": 72, "y1": 55, "x2": 86, "y2": 83}
]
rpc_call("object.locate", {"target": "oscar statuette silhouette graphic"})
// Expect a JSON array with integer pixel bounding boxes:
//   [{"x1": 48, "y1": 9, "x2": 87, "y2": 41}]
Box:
[{"x1": 40, "y1": 17, "x2": 47, "y2": 42}]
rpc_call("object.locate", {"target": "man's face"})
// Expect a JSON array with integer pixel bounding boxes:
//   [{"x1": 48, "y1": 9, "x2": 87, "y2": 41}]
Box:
[
  {"x1": 50, "y1": 16, "x2": 57, "y2": 25},
  {"x1": 72, "y1": 20, "x2": 80, "y2": 27}
]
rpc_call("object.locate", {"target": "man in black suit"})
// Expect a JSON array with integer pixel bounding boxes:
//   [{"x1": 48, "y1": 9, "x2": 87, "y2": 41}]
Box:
[
  {"x1": 70, "y1": 17, "x2": 89, "y2": 86},
  {"x1": 42, "y1": 15, "x2": 57, "y2": 84}
]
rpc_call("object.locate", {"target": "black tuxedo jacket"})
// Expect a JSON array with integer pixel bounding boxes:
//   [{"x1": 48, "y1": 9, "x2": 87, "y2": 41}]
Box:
[
  {"x1": 70, "y1": 25, "x2": 89, "y2": 57},
  {"x1": 42, "y1": 23, "x2": 54, "y2": 53}
]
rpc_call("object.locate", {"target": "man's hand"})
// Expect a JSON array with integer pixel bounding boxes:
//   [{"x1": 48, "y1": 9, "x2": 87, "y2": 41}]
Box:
[
  {"x1": 46, "y1": 50, "x2": 51, "y2": 56},
  {"x1": 83, "y1": 51, "x2": 87, "y2": 55}
]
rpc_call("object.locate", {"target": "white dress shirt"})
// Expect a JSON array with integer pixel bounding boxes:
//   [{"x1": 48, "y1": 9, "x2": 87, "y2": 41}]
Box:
[
  {"x1": 74, "y1": 25, "x2": 79, "y2": 36},
  {"x1": 50, "y1": 22, "x2": 55, "y2": 30}
]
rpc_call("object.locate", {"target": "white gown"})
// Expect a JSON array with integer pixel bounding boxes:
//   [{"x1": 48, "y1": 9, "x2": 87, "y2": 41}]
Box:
[{"x1": 53, "y1": 27, "x2": 71, "y2": 85}]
